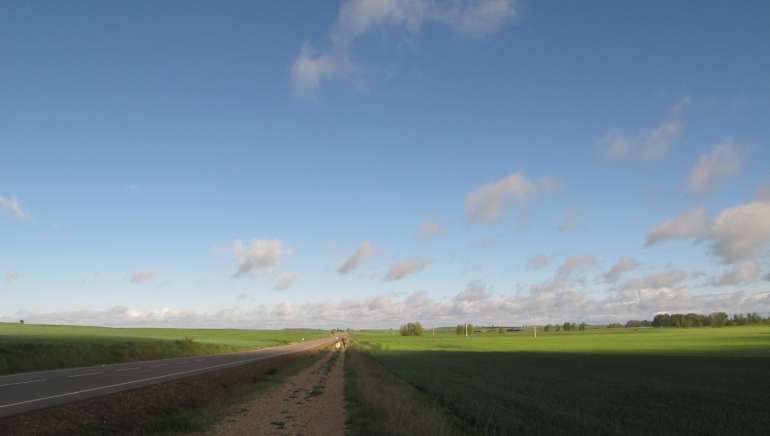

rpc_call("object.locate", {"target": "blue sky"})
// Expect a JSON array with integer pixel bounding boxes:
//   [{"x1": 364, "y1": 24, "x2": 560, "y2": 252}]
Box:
[{"x1": 2, "y1": 0, "x2": 769, "y2": 328}]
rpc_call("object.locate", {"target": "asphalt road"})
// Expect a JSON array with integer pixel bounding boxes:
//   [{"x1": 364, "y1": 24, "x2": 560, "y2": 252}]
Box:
[{"x1": 0, "y1": 336, "x2": 340, "y2": 418}]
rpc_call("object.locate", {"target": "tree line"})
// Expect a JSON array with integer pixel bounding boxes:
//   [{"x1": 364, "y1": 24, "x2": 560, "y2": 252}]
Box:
[
  {"x1": 646, "y1": 312, "x2": 768, "y2": 328},
  {"x1": 398, "y1": 312, "x2": 768, "y2": 336},
  {"x1": 543, "y1": 322, "x2": 588, "y2": 332}
]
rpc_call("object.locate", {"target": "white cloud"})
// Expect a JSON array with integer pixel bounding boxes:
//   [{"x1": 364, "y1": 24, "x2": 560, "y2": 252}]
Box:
[
  {"x1": 709, "y1": 200, "x2": 770, "y2": 263},
  {"x1": 129, "y1": 270, "x2": 158, "y2": 284},
  {"x1": 686, "y1": 140, "x2": 742, "y2": 195},
  {"x1": 646, "y1": 207, "x2": 708, "y2": 246},
  {"x1": 5, "y1": 271, "x2": 19, "y2": 285},
  {"x1": 465, "y1": 171, "x2": 559, "y2": 224},
  {"x1": 273, "y1": 272, "x2": 299, "y2": 291},
  {"x1": 271, "y1": 302, "x2": 296, "y2": 319},
  {"x1": 453, "y1": 280, "x2": 489, "y2": 302},
  {"x1": 598, "y1": 99, "x2": 687, "y2": 161},
  {"x1": 5, "y1": 285, "x2": 769, "y2": 329},
  {"x1": 559, "y1": 209, "x2": 581, "y2": 233},
  {"x1": 415, "y1": 219, "x2": 446, "y2": 241},
  {"x1": 232, "y1": 239, "x2": 286, "y2": 277},
  {"x1": 709, "y1": 259, "x2": 761, "y2": 287},
  {"x1": 384, "y1": 257, "x2": 430, "y2": 281},
  {"x1": 603, "y1": 257, "x2": 640, "y2": 283},
  {"x1": 555, "y1": 255, "x2": 597, "y2": 280},
  {"x1": 527, "y1": 254, "x2": 551, "y2": 270},
  {"x1": 0, "y1": 196, "x2": 28, "y2": 220},
  {"x1": 645, "y1": 200, "x2": 770, "y2": 288},
  {"x1": 337, "y1": 241, "x2": 378, "y2": 274},
  {"x1": 291, "y1": 0, "x2": 517, "y2": 98},
  {"x1": 620, "y1": 269, "x2": 689, "y2": 292}
]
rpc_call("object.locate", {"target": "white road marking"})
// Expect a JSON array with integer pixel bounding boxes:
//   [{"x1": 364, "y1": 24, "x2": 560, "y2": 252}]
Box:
[
  {"x1": 66, "y1": 372, "x2": 102, "y2": 379},
  {"x1": 115, "y1": 367, "x2": 140, "y2": 372},
  {"x1": 0, "y1": 379, "x2": 47, "y2": 388},
  {"x1": 0, "y1": 340, "x2": 332, "y2": 412}
]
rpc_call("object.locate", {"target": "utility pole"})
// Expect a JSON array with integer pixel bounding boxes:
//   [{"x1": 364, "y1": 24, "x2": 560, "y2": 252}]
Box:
[{"x1": 465, "y1": 322, "x2": 468, "y2": 337}]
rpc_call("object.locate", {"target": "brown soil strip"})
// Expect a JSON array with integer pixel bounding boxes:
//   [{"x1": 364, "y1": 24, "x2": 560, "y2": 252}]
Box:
[
  {"x1": 0, "y1": 347, "x2": 327, "y2": 436},
  {"x1": 207, "y1": 349, "x2": 346, "y2": 436}
]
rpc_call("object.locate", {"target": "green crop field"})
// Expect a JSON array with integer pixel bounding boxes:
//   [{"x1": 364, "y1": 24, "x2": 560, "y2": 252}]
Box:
[
  {"x1": 0, "y1": 323, "x2": 327, "y2": 374},
  {"x1": 353, "y1": 326, "x2": 770, "y2": 435}
]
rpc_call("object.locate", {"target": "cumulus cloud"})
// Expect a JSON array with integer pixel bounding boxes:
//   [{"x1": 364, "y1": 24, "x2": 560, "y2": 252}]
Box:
[
  {"x1": 232, "y1": 239, "x2": 286, "y2": 277},
  {"x1": 291, "y1": 0, "x2": 517, "y2": 98},
  {"x1": 603, "y1": 257, "x2": 641, "y2": 283},
  {"x1": 646, "y1": 207, "x2": 708, "y2": 246},
  {"x1": 0, "y1": 196, "x2": 28, "y2": 220},
  {"x1": 620, "y1": 269, "x2": 689, "y2": 292},
  {"x1": 555, "y1": 255, "x2": 597, "y2": 280},
  {"x1": 527, "y1": 254, "x2": 551, "y2": 270},
  {"x1": 708, "y1": 259, "x2": 761, "y2": 287},
  {"x1": 559, "y1": 209, "x2": 581, "y2": 233},
  {"x1": 337, "y1": 241, "x2": 378, "y2": 274},
  {"x1": 129, "y1": 270, "x2": 158, "y2": 284},
  {"x1": 598, "y1": 99, "x2": 687, "y2": 161},
  {"x1": 465, "y1": 171, "x2": 559, "y2": 224},
  {"x1": 384, "y1": 257, "x2": 430, "y2": 281},
  {"x1": 273, "y1": 272, "x2": 299, "y2": 291},
  {"x1": 645, "y1": 200, "x2": 770, "y2": 288},
  {"x1": 709, "y1": 200, "x2": 770, "y2": 263},
  {"x1": 686, "y1": 140, "x2": 742, "y2": 195},
  {"x1": 415, "y1": 219, "x2": 446, "y2": 241}
]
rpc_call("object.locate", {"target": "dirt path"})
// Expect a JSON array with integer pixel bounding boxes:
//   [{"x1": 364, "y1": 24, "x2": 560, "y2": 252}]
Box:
[{"x1": 208, "y1": 349, "x2": 346, "y2": 436}]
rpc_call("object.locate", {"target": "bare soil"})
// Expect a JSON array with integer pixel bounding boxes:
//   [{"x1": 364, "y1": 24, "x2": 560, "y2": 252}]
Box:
[{"x1": 207, "y1": 349, "x2": 346, "y2": 436}]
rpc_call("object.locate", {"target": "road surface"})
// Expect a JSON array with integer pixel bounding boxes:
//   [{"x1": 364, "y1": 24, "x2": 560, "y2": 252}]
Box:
[{"x1": 0, "y1": 336, "x2": 338, "y2": 418}]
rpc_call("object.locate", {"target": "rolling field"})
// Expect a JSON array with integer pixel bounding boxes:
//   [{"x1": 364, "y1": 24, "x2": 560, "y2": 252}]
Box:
[
  {"x1": 353, "y1": 326, "x2": 770, "y2": 435},
  {"x1": 0, "y1": 323, "x2": 327, "y2": 374}
]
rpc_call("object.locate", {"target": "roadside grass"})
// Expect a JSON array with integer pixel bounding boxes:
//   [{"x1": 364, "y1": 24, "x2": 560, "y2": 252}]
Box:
[
  {"x1": 0, "y1": 323, "x2": 327, "y2": 374},
  {"x1": 353, "y1": 326, "x2": 770, "y2": 435},
  {"x1": 137, "y1": 350, "x2": 329, "y2": 435},
  {"x1": 345, "y1": 341, "x2": 467, "y2": 436}
]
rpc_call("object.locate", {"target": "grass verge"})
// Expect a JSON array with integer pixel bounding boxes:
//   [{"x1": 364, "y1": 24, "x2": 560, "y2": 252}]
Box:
[{"x1": 344, "y1": 341, "x2": 466, "y2": 436}]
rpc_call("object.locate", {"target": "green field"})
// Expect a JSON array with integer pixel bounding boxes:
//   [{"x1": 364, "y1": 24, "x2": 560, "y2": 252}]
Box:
[
  {"x1": 0, "y1": 323, "x2": 327, "y2": 374},
  {"x1": 353, "y1": 326, "x2": 770, "y2": 435}
]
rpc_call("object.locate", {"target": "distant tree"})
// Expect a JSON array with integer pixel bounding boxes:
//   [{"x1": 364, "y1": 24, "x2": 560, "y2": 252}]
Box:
[
  {"x1": 455, "y1": 324, "x2": 472, "y2": 335},
  {"x1": 400, "y1": 322, "x2": 424, "y2": 336},
  {"x1": 578, "y1": 322, "x2": 587, "y2": 331},
  {"x1": 555, "y1": 324, "x2": 561, "y2": 332},
  {"x1": 544, "y1": 324, "x2": 552, "y2": 332},
  {"x1": 19, "y1": 319, "x2": 24, "y2": 325}
]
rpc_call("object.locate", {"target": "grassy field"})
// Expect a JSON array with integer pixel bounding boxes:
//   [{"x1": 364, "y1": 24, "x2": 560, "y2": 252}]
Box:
[
  {"x1": 353, "y1": 326, "x2": 770, "y2": 435},
  {"x1": 0, "y1": 323, "x2": 327, "y2": 374}
]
